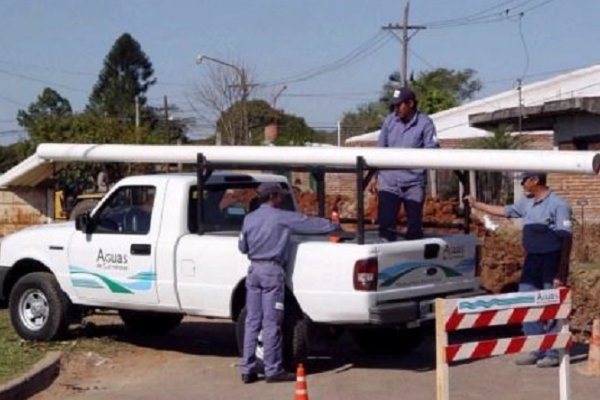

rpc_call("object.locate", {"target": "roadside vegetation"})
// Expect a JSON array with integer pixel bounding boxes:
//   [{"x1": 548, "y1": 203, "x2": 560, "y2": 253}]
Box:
[
  {"x1": 0, "y1": 309, "x2": 49, "y2": 382},
  {"x1": 0, "y1": 309, "x2": 130, "y2": 384}
]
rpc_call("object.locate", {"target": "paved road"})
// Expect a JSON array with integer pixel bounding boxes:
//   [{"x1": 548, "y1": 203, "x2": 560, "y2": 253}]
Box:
[{"x1": 32, "y1": 317, "x2": 599, "y2": 400}]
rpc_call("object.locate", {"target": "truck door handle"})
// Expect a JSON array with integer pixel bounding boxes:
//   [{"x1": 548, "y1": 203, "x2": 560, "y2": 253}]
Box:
[{"x1": 130, "y1": 244, "x2": 151, "y2": 255}]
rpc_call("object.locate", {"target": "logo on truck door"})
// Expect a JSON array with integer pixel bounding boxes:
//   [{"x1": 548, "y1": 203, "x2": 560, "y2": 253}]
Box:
[
  {"x1": 442, "y1": 245, "x2": 465, "y2": 260},
  {"x1": 96, "y1": 248, "x2": 129, "y2": 271}
]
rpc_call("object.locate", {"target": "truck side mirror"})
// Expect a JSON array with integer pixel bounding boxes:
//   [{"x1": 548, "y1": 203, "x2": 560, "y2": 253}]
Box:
[{"x1": 75, "y1": 212, "x2": 93, "y2": 233}]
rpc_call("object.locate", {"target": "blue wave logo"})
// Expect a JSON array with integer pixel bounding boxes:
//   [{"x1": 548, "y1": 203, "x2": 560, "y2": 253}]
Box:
[
  {"x1": 458, "y1": 295, "x2": 536, "y2": 311},
  {"x1": 69, "y1": 266, "x2": 155, "y2": 293}
]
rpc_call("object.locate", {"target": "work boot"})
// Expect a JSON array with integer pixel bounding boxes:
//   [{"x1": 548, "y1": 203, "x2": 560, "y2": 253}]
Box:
[
  {"x1": 537, "y1": 356, "x2": 559, "y2": 368},
  {"x1": 514, "y1": 352, "x2": 539, "y2": 366},
  {"x1": 241, "y1": 373, "x2": 258, "y2": 384},
  {"x1": 265, "y1": 371, "x2": 296, "y2": 383}
]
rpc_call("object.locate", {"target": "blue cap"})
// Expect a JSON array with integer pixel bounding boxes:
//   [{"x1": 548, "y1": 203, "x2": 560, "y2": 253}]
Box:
[
  {"x1": 391, "y1": 87, "x2": 416, "y2": 105},
  {"x1": 518, "y1": 171, "x2": 547, "y2": 181}
]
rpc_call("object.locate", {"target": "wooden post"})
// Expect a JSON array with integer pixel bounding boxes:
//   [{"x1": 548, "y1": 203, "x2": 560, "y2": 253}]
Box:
[{"x1": 436, "y1": 298, "x2": 449, "y2": 400}]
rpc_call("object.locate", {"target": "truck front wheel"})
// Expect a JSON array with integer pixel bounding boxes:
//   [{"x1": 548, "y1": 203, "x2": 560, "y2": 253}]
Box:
[
  {"x1": 118, "y1": 310, "x2": 183, "y2": 335},
  {"x1": 9, "y1": 272, "x2": 69, "y2": 341},
  {"x1": 236, "y1": 306, "x2": 309, "y2": 372}
]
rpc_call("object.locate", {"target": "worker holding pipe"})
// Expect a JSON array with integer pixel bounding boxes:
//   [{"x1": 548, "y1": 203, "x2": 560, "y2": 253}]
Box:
[{"x1": 465, "y1": 171, "x2": 573, "y2": 368}]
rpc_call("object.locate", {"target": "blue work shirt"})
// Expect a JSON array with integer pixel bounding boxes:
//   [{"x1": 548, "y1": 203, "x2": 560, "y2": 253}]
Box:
[
  {"x1": 239, "y1": 204, "x2": 338, "y2": 265},
  {"x1": 504, "y1": 191, "x2": 572, "y2": 254},
  {"x1": 377, "y1": 111, "x2": 439, "y2": 192}
]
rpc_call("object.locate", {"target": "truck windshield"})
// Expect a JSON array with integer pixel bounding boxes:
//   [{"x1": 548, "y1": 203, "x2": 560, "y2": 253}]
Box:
[{"x1": 187, "y1": 183, "x2": 295, "y2": 233}]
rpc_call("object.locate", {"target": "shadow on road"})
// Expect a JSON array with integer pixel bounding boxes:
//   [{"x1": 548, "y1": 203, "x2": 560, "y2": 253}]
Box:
[
  {"x1": 67, "y1": 314, "x2": 439, "y2": 373},
  {"x1": 47, "y1": 313, "x2": 594, "y2": 376}
]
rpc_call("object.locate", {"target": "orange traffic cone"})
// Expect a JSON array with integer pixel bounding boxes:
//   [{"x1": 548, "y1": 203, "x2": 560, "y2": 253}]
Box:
[{"x1": 294, "y1": 363, "x2": 309, "y2": 400}]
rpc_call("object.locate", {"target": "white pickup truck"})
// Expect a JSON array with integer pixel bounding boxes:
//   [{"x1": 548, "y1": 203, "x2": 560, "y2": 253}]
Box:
[{"x1": 0, "y1": 170, "x2": 481, "y2": 365}]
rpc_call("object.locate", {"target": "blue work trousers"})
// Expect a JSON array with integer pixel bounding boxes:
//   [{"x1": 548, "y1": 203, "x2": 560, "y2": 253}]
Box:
[
  {"x1": 378, "y1": 186, "x2": 425, "y2": 241},
  {"x1": 241, "y1": 263, "x2": 285, "y2": 377},
  {"x1": 519, "y1": 251, "x2": 561, "y2": 359}
]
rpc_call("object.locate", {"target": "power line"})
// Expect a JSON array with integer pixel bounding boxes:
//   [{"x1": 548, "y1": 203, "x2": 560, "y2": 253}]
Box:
[
  {"x1": 421, "y1": 0, "x2": 553, "y2": 29},
  {"x1": 0, "y1": 94, "x2": 26, "y2": 107},
  {"x1": 0, "y1": 66, "x2": 88, "y2": 94},
  {"x1": 258, "y1": 31, "x2": 392, "y2": 87}
]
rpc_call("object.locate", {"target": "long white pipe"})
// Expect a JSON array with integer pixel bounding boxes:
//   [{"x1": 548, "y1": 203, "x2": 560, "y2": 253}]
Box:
[{"x1": 36, "y1": 143, "x2": 600, "y2": 174}]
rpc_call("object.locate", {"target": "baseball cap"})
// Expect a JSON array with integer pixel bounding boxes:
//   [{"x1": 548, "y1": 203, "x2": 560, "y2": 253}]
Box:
[
  {"x1": 256, "y1": 182, "x2": 289, "y2": 196},
  {"x1": 518, "y1": 171, "x2": 547, "y2": 183},
  {"x1": 391, "y1": 87, "x2": 416, "y2": 105}
]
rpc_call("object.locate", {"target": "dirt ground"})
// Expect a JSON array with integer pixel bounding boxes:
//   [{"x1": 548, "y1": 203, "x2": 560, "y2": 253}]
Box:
[{"x1": 31, "y1": 316, "x2": 600, "y2": 400}]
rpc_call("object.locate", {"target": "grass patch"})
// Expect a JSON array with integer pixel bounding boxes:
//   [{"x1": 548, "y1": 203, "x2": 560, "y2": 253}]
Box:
[
  {"x1": 0, "y1": 309, "x2": 49, "y2": 383},
  {"x1": 0, "y1": 309, "x2": 131, "y2": 384}
]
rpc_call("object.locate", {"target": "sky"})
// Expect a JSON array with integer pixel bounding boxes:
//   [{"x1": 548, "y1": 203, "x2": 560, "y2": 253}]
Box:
[{"x1": 1, "y1": 0, "x2": 599, "y2": 145}]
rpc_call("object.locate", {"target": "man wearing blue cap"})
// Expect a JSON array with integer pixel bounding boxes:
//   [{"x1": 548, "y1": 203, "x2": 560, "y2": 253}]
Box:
[
  {"x1": 465, "y1": 171, "x2": 573, "y2": 368},
  {"x1": 374, "y1": 87, "x2": 439, "y2": 241},
  {"x1": 238, "y1": 182, "x2": 338, "y2": 384}
]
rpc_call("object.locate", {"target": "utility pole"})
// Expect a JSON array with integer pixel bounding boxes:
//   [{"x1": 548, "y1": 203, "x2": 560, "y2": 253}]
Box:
[
  {"x1": 134, "y1": 95, "x2": 140, "y2": 143},
  {"x1": 516, "y1": 78, "x2": 523, "y2": 134},
  {"x1": 382, "y1": 1, "x2": 426, "y2": 86},
  {"x1": 163, "y1": 95, "x2": 170, "y2": 144}
]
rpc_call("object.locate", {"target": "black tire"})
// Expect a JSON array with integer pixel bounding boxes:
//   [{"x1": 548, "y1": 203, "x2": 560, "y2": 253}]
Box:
[
  {"x1": 236, "y1": 306, "x2": 309, "y2": 372},
  {"x1": 69, "y1": 199, "x2": 100, "y2": 221},
  {"x1": 8, "y1": 272, "x2": 69, "y2": 341},
  {"x1": 118, "y1": 310, "x2": 183, "y2": 335},
  {"x1": 351, "y1": 327, "x2": 425, "y2": 354}
]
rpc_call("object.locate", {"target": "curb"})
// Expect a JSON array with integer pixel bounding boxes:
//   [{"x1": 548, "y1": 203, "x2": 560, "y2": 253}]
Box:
[{"x1": 0, "y1": 351, "x2": 62, "y2": 400}]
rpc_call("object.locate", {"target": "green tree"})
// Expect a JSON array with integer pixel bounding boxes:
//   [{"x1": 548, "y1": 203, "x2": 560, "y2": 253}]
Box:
[
  {"x1": 16, "y1": 87, "x2": 74, "y2": 158},
  {"x1": 275, "y1": 114, "x2": 323, "y2": 146},
  {"x1": 383, "y1": 68, "x2": 482, "y2": 115},
  {"x1": 216, "y1": 99, "x2": 321, "y2": 146},
  {"x1": 340, "y1": 68, "x2": 482, "y2": 144},
  {"x1": 340, "y1": 102, "x2": 388, "y2": 143},
  {"x1": 467, "y1": 126, "x2": 528, "y2": 204},
  {"x1": 17, "y1": 87, "x2": 72, "y2": 129},
  {"x1": 88, "y1": 33, "x2": 156, "y2": 122},
  {"x1": 0, "y1": 143, "x2": 21, "y2": 173}
]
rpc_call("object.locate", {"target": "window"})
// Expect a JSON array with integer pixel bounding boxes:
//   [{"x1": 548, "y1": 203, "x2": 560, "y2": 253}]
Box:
[
  {"x1": 94, "y1": 186, "x2": 156, "y2": 235},
  {"x1": 188, "y1": 182, "x2": 294, "y2": 233}
]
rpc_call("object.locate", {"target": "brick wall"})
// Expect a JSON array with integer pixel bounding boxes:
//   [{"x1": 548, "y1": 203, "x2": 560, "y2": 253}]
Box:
[{"x1": 0, "y1": 188, "x2": 51, "y2": 237}]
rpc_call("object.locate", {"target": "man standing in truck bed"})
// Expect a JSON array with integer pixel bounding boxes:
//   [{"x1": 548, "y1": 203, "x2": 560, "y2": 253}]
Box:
[
  {"x1": 238, "y1": 182, "x2": 338, "y2": 383},
  {"x1": 376, "y1": 87, "x2": 439, "y2": 241}
]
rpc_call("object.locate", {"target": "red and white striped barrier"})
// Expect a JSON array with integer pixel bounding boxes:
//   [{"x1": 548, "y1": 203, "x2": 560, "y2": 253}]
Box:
[{"x1": 435, "y1": 288, "x2": 572, "y2": 400}]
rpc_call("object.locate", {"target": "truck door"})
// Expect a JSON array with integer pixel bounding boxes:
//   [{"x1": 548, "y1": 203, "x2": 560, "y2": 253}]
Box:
[{"x1": 67, "y1": 185, "x2": 160, "y2": 304}]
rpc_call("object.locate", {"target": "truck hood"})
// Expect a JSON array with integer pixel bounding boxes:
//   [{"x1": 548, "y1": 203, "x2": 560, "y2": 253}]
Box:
[{"x1": 1, "y1": 222, "x2": 74, "y2": 259}]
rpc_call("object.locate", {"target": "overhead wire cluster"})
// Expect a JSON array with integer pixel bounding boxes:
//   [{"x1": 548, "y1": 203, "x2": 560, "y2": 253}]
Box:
[
  {"x1": 421, "y1": 0, "x2": 554, "y2": 29},
  {"x1": 259, "y1": 31, "x2": 393, "y2": 87}
]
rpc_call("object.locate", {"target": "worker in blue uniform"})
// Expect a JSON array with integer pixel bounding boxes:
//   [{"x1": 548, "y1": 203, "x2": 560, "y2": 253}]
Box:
[
  {"x1": 375, "y1": 87, "x2": 439, "y2": 241},
  {"x1": 465, "y1": 171, "x2": 573, "y2": 368},
  {"x1": 238, "y1": 182, "x2": 338, "y2": 383}
]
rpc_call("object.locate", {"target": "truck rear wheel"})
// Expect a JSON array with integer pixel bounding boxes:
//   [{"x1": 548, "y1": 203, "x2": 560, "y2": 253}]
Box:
[
  {"x1": 351, "y1": 327, "x2": 425, "y2": 354},
  {"x1": 236, "y1": 306, "x2": 309, "y2": 372},
  {"x1": 9, "y1": 272, "x2": 69, "y2": 341},
  {"x1": 118, "y1": 310, "x2": 183, "y2": 335}
]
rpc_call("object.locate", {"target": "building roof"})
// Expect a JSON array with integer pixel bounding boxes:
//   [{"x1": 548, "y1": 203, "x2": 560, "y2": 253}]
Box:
[{"x1": 346, "y1": 63, "x2": 600, "y2": 144}]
